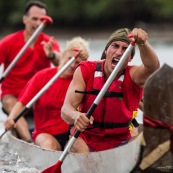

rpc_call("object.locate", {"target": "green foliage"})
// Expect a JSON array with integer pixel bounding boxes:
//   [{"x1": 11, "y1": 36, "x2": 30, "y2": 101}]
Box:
[
  {"x1": 0, "y1": 0, "x2": 173, "y2": 29},
  {"x1": 144, "y1": 0, "x2": 173, "y2": 17}
]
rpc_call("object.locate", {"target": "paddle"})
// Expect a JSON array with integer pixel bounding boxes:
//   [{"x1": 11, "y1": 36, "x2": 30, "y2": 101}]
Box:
[
  {"x1": 41, "y1": 40, "x2": 136, "y2": 173},
  {"x1": 0, "y1": 51, "x2": 79, "y2": 139},
  {"x1": 0, "y1": 16, "x2": 53, "y2": 83}
]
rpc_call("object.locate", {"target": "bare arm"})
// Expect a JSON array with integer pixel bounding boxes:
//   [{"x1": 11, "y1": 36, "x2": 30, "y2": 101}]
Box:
[
  {"x1": 61, "y1": 67, "x2": 93, "y2": 131},
  {"x1": 130, "y1": 28, "x2": 160, "y2": 86},
  {"x1": 138, "y1": 101, "x2": 144, "y2": 111},
  {"x1": 48, "y1": 50, "x2": 61, "y2": 66},
  {"x1": 4, "y1": 102, "x2": 32, "y2": 141},
  {"x1": 42, "y1": 37, "x2": 61, "y2": 66},
  {"x1": 4, "y1": 102, "x2": 25, "y2": 130}
]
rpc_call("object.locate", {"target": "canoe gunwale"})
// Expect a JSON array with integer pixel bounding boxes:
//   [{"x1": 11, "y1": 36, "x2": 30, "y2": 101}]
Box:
[{"x1": 2, "y1": 131, "x2": 143, "y2": 173}]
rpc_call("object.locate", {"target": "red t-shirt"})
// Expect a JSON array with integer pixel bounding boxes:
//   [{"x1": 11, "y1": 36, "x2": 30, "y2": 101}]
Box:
[
  {"x1": 18, "y1": 67, "x2": 71, "y2": 141},
  {"x1": 0, "y1": 30, "x2": 60, "y2": 98}
]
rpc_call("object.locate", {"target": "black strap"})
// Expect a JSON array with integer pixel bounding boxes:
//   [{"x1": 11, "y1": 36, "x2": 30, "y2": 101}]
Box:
[
  {"x1": 87, "y1": 121, "x2": 132, "y2": 129},
  {"x1": 75, "y1": 89, "x2": 123, "y2": 98},
  {"x1": 69, "y1": 118, "x2": 138, "y2": 131},
  {"x1": 87, "y1": 118, "x2": 139, "y2": 130},
  {"x1": 132, "y1": 118, "x2": 139, "y2": 127},
  {"x1": 96, "y1": 62, "x2": 102, "y2": 71}
]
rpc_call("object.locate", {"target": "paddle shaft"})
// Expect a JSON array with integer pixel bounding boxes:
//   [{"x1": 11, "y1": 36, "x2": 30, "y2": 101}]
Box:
[
  {"x1": 0, "y1": 16, "x2": 52, "y2": 82},
  {"x1": 0, "y1": 56, "x2": 77, "y2": 139},
  {"x1": 59, "y1": 42, "x2": 136, "y2": 162}
]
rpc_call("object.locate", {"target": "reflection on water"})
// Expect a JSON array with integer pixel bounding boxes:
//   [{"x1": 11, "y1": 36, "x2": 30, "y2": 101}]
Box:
[{"x1": 0, "y1": 38, "x2": 173, "y2": 172}]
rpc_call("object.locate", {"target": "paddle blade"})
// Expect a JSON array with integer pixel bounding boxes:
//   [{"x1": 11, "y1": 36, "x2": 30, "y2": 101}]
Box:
[{"x1": 41, "y1": 160, "x2": 62, "y2": 173}]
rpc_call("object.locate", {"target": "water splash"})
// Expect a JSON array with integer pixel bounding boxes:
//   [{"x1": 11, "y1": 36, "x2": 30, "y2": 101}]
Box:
[{"x1": 0, "y1": 142, "x2": 40, "y2": 173}]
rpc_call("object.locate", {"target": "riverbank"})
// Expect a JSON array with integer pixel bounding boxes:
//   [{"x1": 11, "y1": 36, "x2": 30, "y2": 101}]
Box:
[
  {"x1": 0, "y1": 23, "x2": 173, "y2": 41},
  {"x1": 46, "y1": 23, "x2": 173, "y2": 41}
]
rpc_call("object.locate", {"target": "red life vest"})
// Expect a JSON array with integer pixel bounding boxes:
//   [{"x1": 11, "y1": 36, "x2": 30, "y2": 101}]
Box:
[{"x1": 77, "y1": 62, "x2": 137, "y2": 136}]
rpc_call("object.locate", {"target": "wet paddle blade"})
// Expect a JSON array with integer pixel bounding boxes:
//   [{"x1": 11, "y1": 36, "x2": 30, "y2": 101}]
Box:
[{"x1": 41, "y1": 160, "x2": 62, "y2": 173}]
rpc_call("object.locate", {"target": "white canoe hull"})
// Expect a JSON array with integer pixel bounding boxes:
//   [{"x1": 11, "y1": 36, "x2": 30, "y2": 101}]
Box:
[{"x1": 2, "y1": 132, "x2": 142, "y2": 173}]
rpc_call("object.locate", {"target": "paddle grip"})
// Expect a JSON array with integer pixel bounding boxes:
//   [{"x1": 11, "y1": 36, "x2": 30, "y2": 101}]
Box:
[
  {"x1": 86, "y1": 103, "x2": 97, "y2": 119},
  {"x1": 13, "y1": 107, "x2": 29, "y2": 123},
  {"x1": 0, "y1": 77, "x2": 4, "y2": 83},
  {"x1": 74, "y1": 103, "x2": 97, "y2": 138},
  {"x1": 41, "y1": 16, "x2": 53, "y2": 24},
  {"x1": 128, "y1": 34, "x2": 133, "y2": 38}
]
